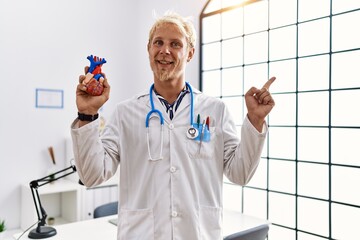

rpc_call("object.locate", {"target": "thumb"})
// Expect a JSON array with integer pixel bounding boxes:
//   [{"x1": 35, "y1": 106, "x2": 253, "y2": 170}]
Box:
[{"x1": 84, "y1": 66, "x2": 89, "y2": 74}]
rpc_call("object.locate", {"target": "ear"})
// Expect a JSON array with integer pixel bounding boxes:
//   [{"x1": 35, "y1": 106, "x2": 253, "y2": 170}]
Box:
[{"x1": 187, "y1": 47, "x2": 195, "y2": 62}]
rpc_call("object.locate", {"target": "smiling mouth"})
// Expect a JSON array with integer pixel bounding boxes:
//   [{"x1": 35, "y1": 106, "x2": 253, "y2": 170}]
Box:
[{"x1": 157, "y1": 60, "x2": 174, "y2": 65}]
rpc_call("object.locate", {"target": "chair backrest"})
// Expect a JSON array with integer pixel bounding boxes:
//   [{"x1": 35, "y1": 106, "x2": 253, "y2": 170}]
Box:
[
  {"x1": 223, "y1": 224, "x2": 269, "y2": 240},
  {"x1": 93, "y1": 201, "x2": 118, "y2": 218}
]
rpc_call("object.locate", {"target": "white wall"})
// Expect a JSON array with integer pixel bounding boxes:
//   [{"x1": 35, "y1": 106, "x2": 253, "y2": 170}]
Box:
[{"x1": 0, "y1": 0, "x2": 206, "y2": 230}]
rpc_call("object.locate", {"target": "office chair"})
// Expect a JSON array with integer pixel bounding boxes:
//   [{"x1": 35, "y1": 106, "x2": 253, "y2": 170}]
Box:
[
  {"x1": 223, "y1": 224, "x2": 269, "y2": 240},
  {"x1": 93, "y1": 201, "x2": 118, "y2": 218}
]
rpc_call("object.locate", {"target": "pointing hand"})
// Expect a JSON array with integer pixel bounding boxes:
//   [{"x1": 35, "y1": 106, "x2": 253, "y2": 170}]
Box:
[{"x1": 245, "y1": 77, "x2": 276, "y2": 132}]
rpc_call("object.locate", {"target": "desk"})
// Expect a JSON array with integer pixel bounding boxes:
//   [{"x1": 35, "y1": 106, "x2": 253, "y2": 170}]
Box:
[
  {"x1": 14, "y1": 210, "x2": 269, "y2": 239},
  {"x1": 13, "y1": 216, "x2": 116, "y2": 240}
]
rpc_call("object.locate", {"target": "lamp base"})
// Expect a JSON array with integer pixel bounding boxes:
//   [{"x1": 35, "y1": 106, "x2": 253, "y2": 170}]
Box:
[{"x1": 28, "y1": 226, "x2": 57, "y2": 239}]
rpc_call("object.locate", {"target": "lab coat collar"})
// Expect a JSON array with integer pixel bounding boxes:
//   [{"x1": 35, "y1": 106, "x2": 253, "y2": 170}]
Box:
[{"x1": 136, "y1": 83, "x2": 201, "y2": 123}]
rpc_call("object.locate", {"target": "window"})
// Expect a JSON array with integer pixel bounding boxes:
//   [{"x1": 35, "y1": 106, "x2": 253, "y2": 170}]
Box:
[{"x1": 200, "y1": 0, "x2": 360, "y2": 239}]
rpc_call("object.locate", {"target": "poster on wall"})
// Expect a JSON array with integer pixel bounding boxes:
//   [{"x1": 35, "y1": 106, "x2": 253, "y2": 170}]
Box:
[{"x1": 35, "y1": 88, "x2": 64, "y2": 109}]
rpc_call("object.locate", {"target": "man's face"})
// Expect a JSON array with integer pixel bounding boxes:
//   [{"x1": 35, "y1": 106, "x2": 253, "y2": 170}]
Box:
[{"x1": 148, "y1": 23, "x2": 194, "y2": 82}]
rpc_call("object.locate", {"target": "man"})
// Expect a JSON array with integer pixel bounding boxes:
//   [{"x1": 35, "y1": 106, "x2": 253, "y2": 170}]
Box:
[{"x1": 71, "y1": 12, "x2": 275, "y2": 240}]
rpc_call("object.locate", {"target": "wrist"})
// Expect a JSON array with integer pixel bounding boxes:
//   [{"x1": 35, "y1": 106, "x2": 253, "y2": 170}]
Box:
[
  {"x1": 77, "y1": 112, "x2": 99, "y2": 122},
  {"x1": 247, "y1": 114, "x2": 264, "y2": 132}
]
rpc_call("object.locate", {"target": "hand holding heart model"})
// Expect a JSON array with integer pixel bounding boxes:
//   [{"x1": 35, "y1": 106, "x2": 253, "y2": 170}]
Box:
[{"x1": 82, "y1": 55, "x2": 107, "y2": 96}]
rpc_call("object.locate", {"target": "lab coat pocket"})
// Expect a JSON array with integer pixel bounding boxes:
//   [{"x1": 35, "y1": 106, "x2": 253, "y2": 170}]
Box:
[
  {"x1": 187, "y1": 127, "x2": 216, "y2": 160},
  {"x1": 199, "y1": 205, "x2": 222, "y2": 240},
  {"x1": 119, "y1": 208, "x2": 155, "y2": 240}
]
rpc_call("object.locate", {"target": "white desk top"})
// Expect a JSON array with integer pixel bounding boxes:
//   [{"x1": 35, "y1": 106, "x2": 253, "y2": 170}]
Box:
[
  {"x1": 14, "y1": 216, "x2": 116, "y2": 240},
  {"x1": 223, "y1": 209, "x2": 269, "y2": 236},
  {"x1": 14, "y1": 209, "x2": 269, "y2": 240}
]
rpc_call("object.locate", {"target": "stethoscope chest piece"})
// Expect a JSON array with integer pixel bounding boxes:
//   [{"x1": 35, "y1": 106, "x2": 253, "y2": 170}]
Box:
[{"x1": 187, "y1": 127, "x2": 199, "y2": 139}]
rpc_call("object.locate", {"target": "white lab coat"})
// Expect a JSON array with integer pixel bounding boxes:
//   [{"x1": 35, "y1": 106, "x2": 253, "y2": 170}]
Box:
[{"x1": 71, "y1": 85, "x2": 267, "y2": 240}]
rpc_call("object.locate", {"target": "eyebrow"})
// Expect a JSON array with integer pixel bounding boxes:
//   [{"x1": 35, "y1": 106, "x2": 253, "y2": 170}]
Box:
[{"x1": 153, "y1": 37, "x2": 183, "y2": 43}]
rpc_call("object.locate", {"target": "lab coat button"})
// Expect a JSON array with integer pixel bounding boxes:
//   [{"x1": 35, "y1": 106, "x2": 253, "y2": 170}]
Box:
[
  {"x1": 170, "y1": 166, "x2": 177, "y2": 173},
  {"x1": 171, "y1": 211, "x2": 178, "y2": 217},
  {"x1": 169, "y1": 124, "x2": 174, "y2": 130}
]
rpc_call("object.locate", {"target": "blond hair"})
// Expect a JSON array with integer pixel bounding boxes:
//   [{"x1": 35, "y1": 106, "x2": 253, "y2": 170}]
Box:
[{"x1": 148, "y1": 11, "x2": 197, "y2": 49}]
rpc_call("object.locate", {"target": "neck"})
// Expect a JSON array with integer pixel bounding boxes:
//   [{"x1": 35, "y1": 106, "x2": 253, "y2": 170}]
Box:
[{"x1": 153, "y1": 80, "x2": 186, "y2": 104}]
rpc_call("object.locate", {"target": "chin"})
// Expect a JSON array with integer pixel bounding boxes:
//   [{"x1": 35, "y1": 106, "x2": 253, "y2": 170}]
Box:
[{"x1": 158, "y1": 71, "x2": 172, "y2": 82}]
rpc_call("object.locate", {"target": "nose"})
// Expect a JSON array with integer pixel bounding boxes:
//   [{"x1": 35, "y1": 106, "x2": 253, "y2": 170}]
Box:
[{"x1": 160, "y1": 44, "x2": 170, "y2": 55}]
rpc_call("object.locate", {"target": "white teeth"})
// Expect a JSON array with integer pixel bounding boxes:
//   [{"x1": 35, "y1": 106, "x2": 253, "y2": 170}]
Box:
[{"x1": 158, "y1": 60, "x2": 171, "y2": 64}]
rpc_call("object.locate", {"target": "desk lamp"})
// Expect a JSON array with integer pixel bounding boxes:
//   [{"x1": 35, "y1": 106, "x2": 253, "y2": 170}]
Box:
[{"x1": 28, "y1": 165, "x2": 79, "y2": 239}]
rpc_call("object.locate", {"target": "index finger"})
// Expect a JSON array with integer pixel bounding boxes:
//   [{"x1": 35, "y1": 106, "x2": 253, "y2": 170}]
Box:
[{"x1": 262, "y1": 76, "x2": 276, "y2": 90}]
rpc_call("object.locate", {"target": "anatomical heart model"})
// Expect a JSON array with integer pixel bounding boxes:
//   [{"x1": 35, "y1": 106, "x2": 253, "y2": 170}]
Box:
[{"x1": 82, "y1": 55, "x2": 107, "y2": 96}]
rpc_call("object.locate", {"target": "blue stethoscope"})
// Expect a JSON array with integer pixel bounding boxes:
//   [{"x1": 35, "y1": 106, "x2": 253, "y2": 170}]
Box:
[{"x1": 145, "y1": 82, "x2": 199, "y2": 161}]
